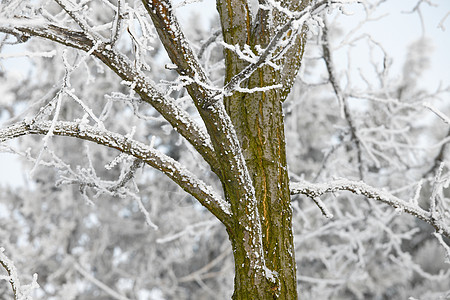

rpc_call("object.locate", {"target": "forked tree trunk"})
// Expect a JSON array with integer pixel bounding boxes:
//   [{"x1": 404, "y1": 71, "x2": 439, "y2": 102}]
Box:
[
  {"x1": 146, "y1": 0, "x2": 308, "y2": 297},
  {"x1": 216, "y1": 5, "x2": 301, "y2": 300},
  {"x1": 216, "y1": 0, "x2": 308, "y2": 297}
]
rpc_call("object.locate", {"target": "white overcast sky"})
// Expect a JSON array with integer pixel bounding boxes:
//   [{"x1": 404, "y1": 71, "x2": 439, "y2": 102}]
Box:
[{"x1": 0, "y1": 0, "x2": 449, "y2": 188}]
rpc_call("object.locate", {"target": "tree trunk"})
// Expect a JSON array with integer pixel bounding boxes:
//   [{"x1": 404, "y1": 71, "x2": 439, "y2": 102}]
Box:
[
  {"x1": 147, "y1": 0, "x2": 305, "y2": 297},
  {"x1": 223, "y1": 79, "x2": 297, "y2": 299},
  {"x1": 216, "y1": 0, "x2": 305, "y2": 297}
]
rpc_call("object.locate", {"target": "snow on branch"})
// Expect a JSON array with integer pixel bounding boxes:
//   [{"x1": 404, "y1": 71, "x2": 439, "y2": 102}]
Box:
[
  {"x1": 53, "y1": 0, "x2": 103, "y2": 41},
  {"x1": 143, "y1": 1, "x2": 266, "y2": 263},
  {"x1": 142, "y1": 0, "x2": 218, "y2": 107},
  {"x1": 0, "y1": 248, "x2": 40, "y2": 300},
  {"x1": 95, "y1": 49, "x2": 220, "y2": 172},
  {"x1": 0, "y1": 121, "x2": 232, "y2": 227},
  {"x1": 222, "y1": 0, "x2": 349, "y2": 96},
  {"x1": 0, "y1": 22, "x2": 219, "y2": 173},
  {"x1": 290, "y1": 179, "x2": 450, "y2": 238},
  {"x1": 322, "y1": 23, "x2": 364, "y2": 179},
  {"x1": 423, "y1": 102, "x2": 450, "y2": 125}
]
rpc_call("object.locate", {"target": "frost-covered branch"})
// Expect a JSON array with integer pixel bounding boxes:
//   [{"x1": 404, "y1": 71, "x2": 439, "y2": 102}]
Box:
[
  {"x1": 322, "y1": 23, "x2": 364, "y2": 179},
  {"x1": 423, "y1": 102, "x2": 450, "y2": 125},
  {"x1": 197, "y1": 29, "x2": 221, "y2": 59},
  {"x1": 0, "y1": 248, "x2": 40, "y2": 300},
  {"x1": 222, "y1": 0, "x2": 347, "y2": 96},
  {"x1": 95, "y1": 48, "x2": 221, "y2": 173},
  {"x1": 424, "y1": 129, "x2": 450, "y2": 177},
  {"x1": 53, "y1": 0, "x2": 103, "y2": 41},
  {"x1": 1, "y1": 0, "x2": 260, "y2": 261},
  {"x1": 0, "y1": 22, "x2": 93, "y2": 50},
  {"x1": 110, "y1": 0, "x2": 123, "y2": 46},
  {"x1": 0, "y1": 121, "x2": 232, "y2": 227},
  {"x1": 108, "y1": 158, "x2": 144, "y2": 192},
  {"x1": 142, "y1": 0, "x2": 219, "y2": 107},
  {"x1": 434, "y1": 233, "x2": 450, "y2": 263},
  {"x1": 143, "y1": 0, "x2": 267, "y2": 268},
  {"x1": 290, "y1": 179, "x2": 450, "y2": 238},
  {"x1": 0, "y1": 22, "x2": 221, "y2": 175}
]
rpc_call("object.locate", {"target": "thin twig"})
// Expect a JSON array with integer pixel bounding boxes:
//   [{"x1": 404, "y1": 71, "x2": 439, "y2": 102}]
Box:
[
  {"x1": 197, "y1": 29, "x2": 221, "y2": 60},
  {"x1": 72, "y1": 259, "x2": 130, "y2": 300},
  {"x1": 424, "y1": 129, "x2": 450, "y2": 178},
  {"x1": 110, "y1": 0, "x2": 122, "y2": 46},
  {"x1": 322, "y1": 23, "x2": 364, "y2": 180}
]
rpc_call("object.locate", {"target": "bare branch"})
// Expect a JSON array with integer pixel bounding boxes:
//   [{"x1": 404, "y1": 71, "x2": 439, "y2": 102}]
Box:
[
  {"x1": 290, "y1": 179, "x2": 450, "y2": 238},
  {"x1": 197, "y1": 30, "x2": 221, "y2": 60},
  {"x1": 72, "y1": 258, "x2": 131, "y2": 300},
  {"x1": 424, "y1": 102, "x2": 450, "y2": 125},
  {"x1": 0, "y1": 121, "x2": 232, "y2": 228},
  {"x1": 322, "y1": 23, "x2": 365, "y2": 179}
]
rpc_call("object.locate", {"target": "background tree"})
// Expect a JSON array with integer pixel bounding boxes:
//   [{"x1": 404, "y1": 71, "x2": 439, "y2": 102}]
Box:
[{"x1": 1, "y1": 0, "x2": 450, "y2": 299}]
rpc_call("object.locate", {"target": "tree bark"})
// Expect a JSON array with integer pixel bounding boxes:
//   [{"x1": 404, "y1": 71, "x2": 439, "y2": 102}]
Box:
[
  {"x1": 224, "y1": 88, "x2": 298, "y2": 299},
  {"x1": 217, "y1": 0, "x2": 308, "y2": 298}
]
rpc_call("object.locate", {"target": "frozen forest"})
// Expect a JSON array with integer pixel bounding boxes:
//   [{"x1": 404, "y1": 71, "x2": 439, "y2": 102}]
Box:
[{"x1": 0, "y1": 0, "x2": 450, "y2": 299}]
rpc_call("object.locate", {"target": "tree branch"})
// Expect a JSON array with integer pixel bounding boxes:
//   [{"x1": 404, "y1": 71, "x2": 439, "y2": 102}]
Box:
[
  {"x1": 0, "y1": 247, "x2": 39, "y2": 300},
  {"x1": 0, "y1": 22, "x2": 222, "y2": 175},
  {"x1": 0, "y1": 249, "x2": 19, "y2": 299},
  {"x1": 424, "y1": 129, "x2": 450, "y2": 178},
  {"x1": 216, "y1": 0, "x2": 252, "y2": 89},
  {"x1": 197, "y1": 29, "x2": 221, "y2": 60},
  {"x1": 322, "y1": 23, "x2": 365, "y2": 179},
  {"x1": 141, "y1": 0, "x2": 264, "y2": 256},
  {"x1": 94, "y1": 47, "x2": 222, "y2": 173},
  {"x1": 222, "y1": 0, "x2": 332, "y2": 96},
  {"x1": 290, "y1": 179, "x2": 450, "y2": 238},
  {"x1": 72, "y1": 258, "x2": 131, "y2": 300},
  {"x1": 0, "y1": 121, "x2": 233, "y2": 228},
  {"x1": 3, "y1": 0, "x2": 265, "y2": 273},
  {"x1": 142, "y1": 0, "x2": 218, "y2": 108},
  {"x1": 142, "y1": 0, "x2": 272, "y2": 273},
  {"x1": 54, "y1": 0, "x2": 104, "y2": 41}
]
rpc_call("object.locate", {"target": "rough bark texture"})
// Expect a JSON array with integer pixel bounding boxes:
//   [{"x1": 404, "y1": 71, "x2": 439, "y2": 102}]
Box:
[
  {"x1": 217, "y1": 0, "x2": 309, "y2": 298},
  {"x1": 225, "y1": 86, "x2": 298, "y2": 299}
]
